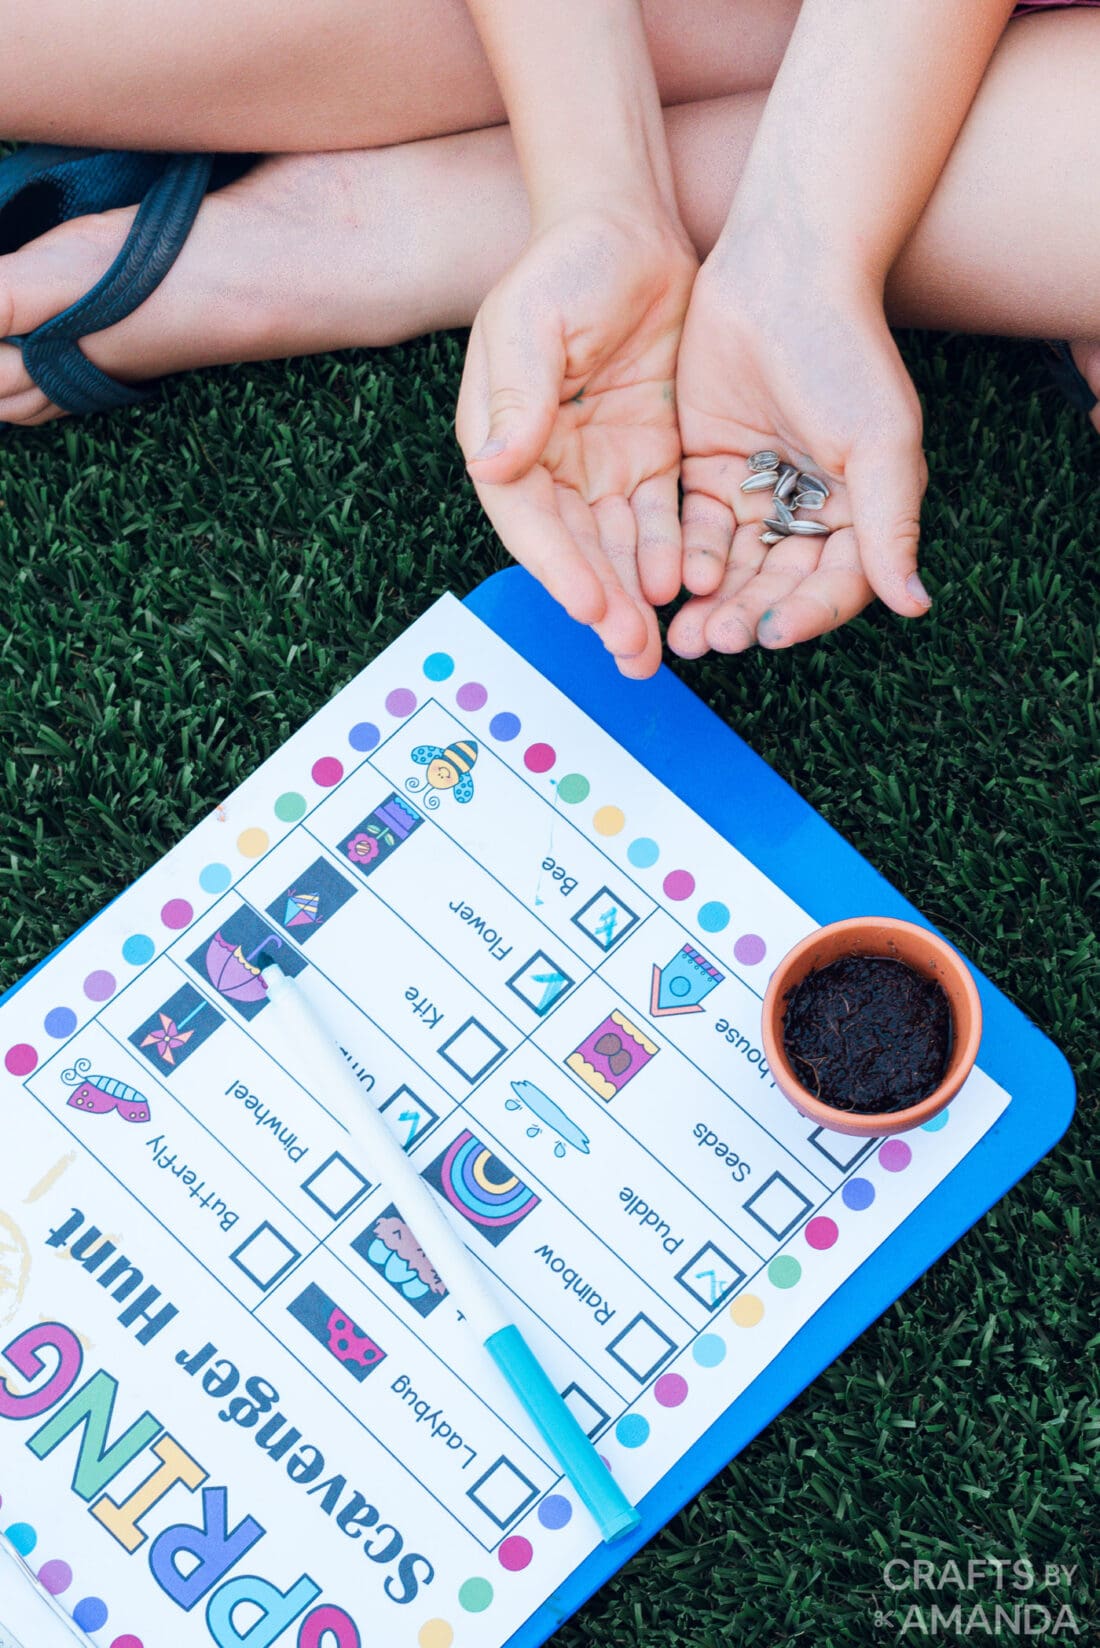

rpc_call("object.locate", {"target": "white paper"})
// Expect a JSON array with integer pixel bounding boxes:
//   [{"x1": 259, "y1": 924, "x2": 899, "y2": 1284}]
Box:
[{"x1": 0, "y1": 595, "x2": 1009, "y2": 1648}]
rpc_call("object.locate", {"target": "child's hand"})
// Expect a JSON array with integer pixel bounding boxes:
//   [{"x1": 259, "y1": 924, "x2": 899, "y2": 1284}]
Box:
[
  {"x1": 456, "y1": 205, "x2": 697, "y2": 679},
  {"x1": 667, "y1": 245, "x2": 930, "y2": 660}
]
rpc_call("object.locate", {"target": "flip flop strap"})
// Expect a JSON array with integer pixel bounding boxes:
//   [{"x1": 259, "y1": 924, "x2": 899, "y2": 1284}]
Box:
[{"x1": 18, "y1": 154, "x2": 213, "y2": 415}]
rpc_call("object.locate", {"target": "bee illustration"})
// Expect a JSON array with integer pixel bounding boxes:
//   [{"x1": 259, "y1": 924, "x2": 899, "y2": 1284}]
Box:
[{"x1": 407, "y1": 740, "x2": 478, "y2": 808}]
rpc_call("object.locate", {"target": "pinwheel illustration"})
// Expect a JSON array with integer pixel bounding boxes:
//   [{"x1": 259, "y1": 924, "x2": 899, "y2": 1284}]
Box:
[
  {"x1": 140, "y1": 998, "x2": 206, "y2": 1064},
  {"x1": 205, "y1": 932, "x2": 282, "y2": 1003}
]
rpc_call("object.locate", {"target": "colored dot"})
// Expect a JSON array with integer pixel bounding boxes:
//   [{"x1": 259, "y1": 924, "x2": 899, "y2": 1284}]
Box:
[
  {"x1": 423, "y1": 652, "x2": 455, "y2": 681},
  {"x1": 922, "y1": 1109, "x2": 950, "y2": 1132},
  {"x1": 110, "y1": 1638, "x2": 144, "y2": 1648},
  {"x1": 734, "y1": 933, "x2": 767, "y2": 966},
  {"x1": 879, "y1": 1139, "x2": 913, "y2": 1172},
  {"x1": 4, "y1": 1523, "x2": 36, "y2": 1555},
  {"x1": 348, "y1": 722, "x2": 380, "y2": 752},
  {"x1": 538, "y1": 1494, "x2": 573, "y2": 1529},
  {"x1": 663, "y1": 870, "x2": 695, "y2": 901},
  {"x1": 72, "y1": 1598, "x2": 108, "y2": 1633},
  {"x1": 236, "y1": 827, "x2": 269, "y2": 858},
  {"x1": 498, "y1": 1536, "x2": 533, "y2": 1572},
  {"x1": 199, "y1": 863, "x2": 232, "y2": 895},
  {"x1": 274, "y1": 793, "x2": 306, "y2": 822},
  {"x1": 693, "y1": 1335, "x2": 727, "y2": 1368},
  {"x1": 4, "y1": 1044, "x2": 37, "y2": 1077},
  {"x1": 122, "y1": 933, "x2": 156, "y2": 965},
  {"x1": 418, "y1": 1623, "x2": 454, "y2": 1648},
  {"x1": 386, "y1": 688, "x2": 417, "y2": 718},
  {"x1": 524, "y1": 742, "x2": 556, "y2": 773},
  {"x1": 593, "y1": 805, "x2": 625, "y2": 836},
  {"x1": 489, "y1": 712, "x2": 520, "y2": 741},
  {"x1": 843, "y1": 1177, "x2": 876, "y2": 1210},
  {"x1": 698, "y1": 901, "x2": 730, "y2": 933},
  {"x1": 311, "y1": 757, "x2": 344, "y2": 788},
  {"x1": 615, "y1": 1413, "x2": 650, "y2": 1448},
  {"x1": 44, "y1": 1007, "x2": 77, "y2": 1039},
  {"x1": 654, "y1": 1373, "x2": 689, "y2": 1408},
  {"x1": 83, "y1": 971, "x2": 115, "y2": 1002},
  {"x1": 456, "y1": 681, "x2": 488, "y2": 711},
  {"x1": 556, "y1": 773, "x2": 590, "y2": 805},
  {"x1": 627, "y1": 837, "x2": 659, "y2": 868},
  {"x1": 38, "y1": 1560, "x2": 72, "y2": 1595},
  {"x1": 805, "y1": 1216, "x2": 839, "y2": 1250},
  {"x1": 768, "y1": 1255, "x2": 802, "y2": 1289},
  {"x1": 458, "y1": 1578, "x2": 494, "y2": 1614},
  {"x1": 160, "y1": 898, "x2": 193, "y2": 930},
  {"x1": 729, "y1": 1293, "x2": 765, "y2": 1328}
]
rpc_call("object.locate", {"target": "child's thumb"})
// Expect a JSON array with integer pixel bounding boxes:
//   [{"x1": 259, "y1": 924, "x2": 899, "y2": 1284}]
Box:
[
  {"x1": 464, "y1": 323, "x2": 563, "y2": 485},
  {"x1": 846, "y1": 435, "x2": 932, "y2": 619}
]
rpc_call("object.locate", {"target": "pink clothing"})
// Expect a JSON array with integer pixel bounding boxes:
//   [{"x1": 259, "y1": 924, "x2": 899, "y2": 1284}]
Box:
[{"x1": 1013, "y1": 1, "x2": 1099, "y2": 12}]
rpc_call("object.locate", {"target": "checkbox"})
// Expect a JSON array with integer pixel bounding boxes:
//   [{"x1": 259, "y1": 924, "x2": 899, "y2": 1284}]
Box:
[
  {"x1": 675, "y1": 1242, "x2": 747, "y2": 1312},
  {"x1": 378, "y1": 1085, "x2": 440, "y2": 1150},
  {"x1": 743, "y1": 1172, "x2": 814, "y2": 1240},
  {"x1": 466, "y1": 1456, "x2": 540, "y2": 1529},
  {"x1": 606, "y1": 1313, "x2": 678, "y2": 1384},
  {"x1": 560, "y1": 1383, "x2": 610, "y2": 1439},
  {"x1": 571, "y1": 886, "x2": 639, "y2": 952},
  {"x1": 230, "y1": 1222, "x2": 301, "y2": 1291},
  {"x1": 301, "y1": 1152, "x2": 371, "y2": 1219},
  {"x1": 438, "y1": 1018, "x2": 507, "y2": 1084},
  {"x1": 806, "y1": 1126, "x2": 877, "y2": 1172},
  {"x1": 506, "y1": 951, "x2": 575, "y2": 1017}
]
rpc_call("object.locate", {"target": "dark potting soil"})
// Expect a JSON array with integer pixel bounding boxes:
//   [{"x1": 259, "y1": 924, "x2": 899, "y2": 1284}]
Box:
[{"x1": 782, "y1": 956, "x2": 951, "y2": 1114}]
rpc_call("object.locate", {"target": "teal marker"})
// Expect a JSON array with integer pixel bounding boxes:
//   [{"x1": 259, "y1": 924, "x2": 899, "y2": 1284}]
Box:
[{"x1": 263, "y1": 964, "x2": 640, "y2": 1544}]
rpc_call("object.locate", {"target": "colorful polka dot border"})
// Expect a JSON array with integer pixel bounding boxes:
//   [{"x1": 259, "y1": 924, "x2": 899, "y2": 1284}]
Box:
[{"x1": 0, "y1": 1498, "x2": 141, "y2": 1646}]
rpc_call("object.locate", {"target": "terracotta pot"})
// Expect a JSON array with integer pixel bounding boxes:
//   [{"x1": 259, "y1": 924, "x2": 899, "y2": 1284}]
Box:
[{"x1": 761, "y1": 916, "x2": 982, "y2": 1137}]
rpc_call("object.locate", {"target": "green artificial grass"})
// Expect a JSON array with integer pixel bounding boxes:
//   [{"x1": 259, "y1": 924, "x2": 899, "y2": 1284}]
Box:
[{"x1": 1, "y1": 329, "x2": 1097, "y2": 1645}]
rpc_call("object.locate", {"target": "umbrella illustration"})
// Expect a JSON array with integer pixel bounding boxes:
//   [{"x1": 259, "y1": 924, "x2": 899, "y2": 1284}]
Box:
[
  {"x1": 283, "y1": 890, "x2": 321, "y2": 928},
  {"x1": 205, "y1": 932, "x2": 282, "y2": 1003}
]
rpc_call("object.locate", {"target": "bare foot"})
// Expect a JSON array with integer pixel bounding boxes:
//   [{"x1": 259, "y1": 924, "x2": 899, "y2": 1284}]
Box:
[
  {"x1": 0, "y1": 144, "x2": 521, "y2": 425},
  {"x1": 1068, "y1": 340, "x2": 1100, "y2": 437}
]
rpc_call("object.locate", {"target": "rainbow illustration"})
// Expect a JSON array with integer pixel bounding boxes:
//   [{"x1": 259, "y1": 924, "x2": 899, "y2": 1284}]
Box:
[{"x1": 422, "y1": 1129, "x2": 539, "y2": 1246}]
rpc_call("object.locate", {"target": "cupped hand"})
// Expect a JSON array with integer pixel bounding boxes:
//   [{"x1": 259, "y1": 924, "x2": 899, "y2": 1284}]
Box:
[
  {"x1": 455, "y1": 205, "x2": 697, "y2": 679},
  {"x1": 667, "y1": 245, "x2": 931, "y2": 661}
]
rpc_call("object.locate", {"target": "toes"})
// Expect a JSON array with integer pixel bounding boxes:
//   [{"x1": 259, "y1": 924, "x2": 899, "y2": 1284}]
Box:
[
  {"x1": 0, "y1": 343, "x2": 33, "y2": 402},
  {"x1": 0, "y1": 385, "x2": 60, "y2": 426}
]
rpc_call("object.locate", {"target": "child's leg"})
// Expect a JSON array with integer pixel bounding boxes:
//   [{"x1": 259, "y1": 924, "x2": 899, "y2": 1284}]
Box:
[
  {"x1": 3, "y1": 8, "x2": 1100, "y2": 429},
  {"x1": 0, "y1": 0, "x2": 799, "y2": 151}
]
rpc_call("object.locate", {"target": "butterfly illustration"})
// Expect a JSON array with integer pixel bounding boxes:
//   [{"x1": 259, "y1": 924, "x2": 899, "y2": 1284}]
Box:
[{"x1": 61, "y1": 1059, "x2": 151, "y2": 1123}]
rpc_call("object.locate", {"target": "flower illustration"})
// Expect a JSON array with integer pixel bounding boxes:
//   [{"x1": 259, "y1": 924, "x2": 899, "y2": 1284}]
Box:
[
  {"x1": 346, "y1": 832, "x2": 380, "y2": 866},
  {"x1": 140, "y1": 1013, "x2": 193, "y2": 1064}
]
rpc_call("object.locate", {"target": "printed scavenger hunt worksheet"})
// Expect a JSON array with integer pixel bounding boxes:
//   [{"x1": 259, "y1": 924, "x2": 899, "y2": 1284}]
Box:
[{"x1": 0, "y1": 595, "x2": 1010, "y2": 1648}]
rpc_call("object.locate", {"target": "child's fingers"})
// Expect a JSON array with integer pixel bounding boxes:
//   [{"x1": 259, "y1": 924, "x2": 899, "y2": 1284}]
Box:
[
  {"x1": 665, "y1": 525, "x2": 769, "y2": 658},
  {"x1": 703, "y1": 534, "x2": 824, "y2": 656},
  {"x1": 754, "y1": 528, "x2": 874, "y2": 649},
  {"x1": 459, "y1": 295, "x2": 566, "y2": 486},
  {"x1": 592, "y1": 494, "x2": 663, "y2": 679},
  {"x1": 632, "y1": 472, "x2": 683, "y2": 609},
  {"x1": 470, "y1": 467, "x2": 607, "y2": 627},
  {"x1": 680, "y1": 477, "x2": 735, "y2": 596},
  {"x1": 555, "y1": 487, "x2": 650, "y2": 663},
  {"x1": 846, "y1": 435, "x2": 931, "y2": 618}
]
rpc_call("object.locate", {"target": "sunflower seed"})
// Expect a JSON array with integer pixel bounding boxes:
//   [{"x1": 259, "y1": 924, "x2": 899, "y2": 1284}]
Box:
[
  {"x1": 796, "y1": 471, "x2": 831, "y2": 500},
  {"x1": 760, "y1": 531, "x2": 784, "y2": 545},
  {"x1": 762, "y1": 518, "x2": 792, "y2": 536},
  {"x1": 740, "y1": 470, "x2": 779, "y2": 494},
  {"x1": 774, "y1": 464, "x2": 799, "y2": 502},
  {"x1": 787, "y1": 519, "x2": 830, "y2": 536},
  {"x1": 748, "y1": 449, "x2": 781, "y2": 472},
  {"x1": 794, "y1": 489, "x2": 827, "y2": 511},
  {"x1": 773, "y1": 497, "x2": 795, "y2": 528}
]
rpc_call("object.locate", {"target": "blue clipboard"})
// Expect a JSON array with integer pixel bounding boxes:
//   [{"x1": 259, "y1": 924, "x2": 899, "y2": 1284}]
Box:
[
  {"x1": 0, "y1": 568, "x2": 1075, "y2": 1648},
  {"x1": 465, "y1": 567, "x2": 1076, "y2": 1648}
]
